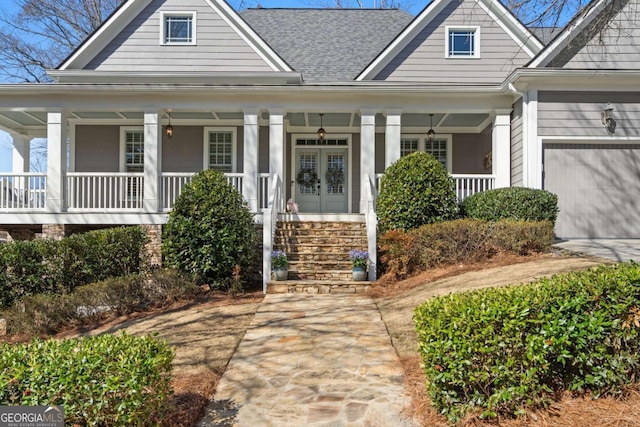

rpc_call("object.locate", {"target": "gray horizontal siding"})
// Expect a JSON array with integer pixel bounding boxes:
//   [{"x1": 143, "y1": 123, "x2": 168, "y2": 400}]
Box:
[
  {"x1": 375, "y1": 0, "x2": 532, "y2": 83},
  {"x1": 538, "y1": 91, "x2": 640, "y2": 137},
  {"x1": 511, "y1": 99, "x2": 523, "y2": 186},
  {"x1": 85, "y1": 0, "x2": 273, "y2": 72},
  {"x1": 548, "y1": 0, "x2": 640, "y2": 69}
]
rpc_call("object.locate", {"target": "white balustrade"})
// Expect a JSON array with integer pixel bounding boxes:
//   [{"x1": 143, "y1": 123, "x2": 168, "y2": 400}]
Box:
[
  {"x1": 375, "y1": 172, "x2": 494, "y2": 200},
  {"x1": 67, "y1": 173, "x2": 144, "y2": 210},
  {"x1": 259, "y1": 173, "x2": 270, "y2": 210},
  {"x1": 0, "y1": 173, "x2": 46, "y2": 209}
]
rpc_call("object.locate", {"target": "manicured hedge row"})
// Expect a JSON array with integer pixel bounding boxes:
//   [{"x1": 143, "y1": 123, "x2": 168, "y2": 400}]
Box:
[
  {"x1": 378, "y1": 218, "x2": 554, "y2": 279},
  {"x1": 461, "y1": 187, "x2": 559, "y2": 223},
  {"x1": 0, "y1": 333, "x2": 173, "y2": 426},
  {"x1": 414, "y1": 262, "x2": 640, "y2": 422},
  {"x1": 2, "y1": 269, "x2": 199, "y2": 336},
  {"x1": 0, "y1": 226, "x2": 148, "y2": 309}
]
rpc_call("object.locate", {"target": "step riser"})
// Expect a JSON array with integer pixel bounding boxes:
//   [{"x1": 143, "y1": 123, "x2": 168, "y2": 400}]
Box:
[
  {"x1": 275, "y1": 238, "x2": 367, "y2": 247},
  {"x1": 288, "y1": 271, "x2": 354, "y2": 281},
  {"x1": 287, "y1": 254, "x2": 354, "y2": 262},
  {"x1": 268, "y1": 283, "x2": 371, "y2": 294}
]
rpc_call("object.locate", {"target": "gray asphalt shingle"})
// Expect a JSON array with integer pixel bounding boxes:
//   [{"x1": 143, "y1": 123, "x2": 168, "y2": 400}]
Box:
[{"x1": 240, "y1": 8, "x2": 414, "y2": 81}]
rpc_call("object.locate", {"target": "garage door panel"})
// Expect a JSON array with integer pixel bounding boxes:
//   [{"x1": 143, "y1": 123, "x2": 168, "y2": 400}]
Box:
[{"x1": 544, "y1": 144, "x2": 640, "y2": 238}]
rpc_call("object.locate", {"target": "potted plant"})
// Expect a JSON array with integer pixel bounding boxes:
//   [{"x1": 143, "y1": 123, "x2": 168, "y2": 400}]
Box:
[
  {"x1": 271, "y1": 250, "x2": 288, "y2": 281},
  {"x1": 349, "y1": 249, "x2": 368, "y2": 281}
]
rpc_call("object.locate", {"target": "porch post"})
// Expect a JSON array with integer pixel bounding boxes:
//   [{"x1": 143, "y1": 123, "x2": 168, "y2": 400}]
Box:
[
  {"x1": 12, "y1": 135, "x2": 30, "y2": 174},
  {"x1": 269, "y1": 110, "x2": 284, "y2": 209},
  {"x1": 492, "y1": 109, "x2": 512, "y2": 189},
  {"x1": 385, "y1": 111, "x2": 401, "y2": 168},
  {"x1": 360, "y1": 111, "x2": 376, "y2": 213},
  {"x1": 143, "y1": 111, "x2": 162, "y2": 213},
  {"x1": 243, "y1": 110, "x2": 259, "y2": 213},
  {"x1": 46, "y1": 110, "x2": 68, "y2": 213}
]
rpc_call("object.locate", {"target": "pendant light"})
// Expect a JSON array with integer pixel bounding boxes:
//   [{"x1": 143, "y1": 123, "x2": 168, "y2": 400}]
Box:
[
  {"x1": 427, "y1": 114, "x2": 436, "y2": 143},
  {"x1": 166, "y1": 112, "x2": 174, "y2": 139},
  {"x1": 317, "y1": 113, "x2": 326, "y2": 140}
]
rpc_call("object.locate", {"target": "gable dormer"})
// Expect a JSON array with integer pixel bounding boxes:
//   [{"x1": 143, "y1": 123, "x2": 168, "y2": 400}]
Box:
[
  {"x1": 357, "y1": 0, "x2": 542, "y2": 84},
  {"x1": 53, "y1": 0, "x2": 292, "y2": 82}
]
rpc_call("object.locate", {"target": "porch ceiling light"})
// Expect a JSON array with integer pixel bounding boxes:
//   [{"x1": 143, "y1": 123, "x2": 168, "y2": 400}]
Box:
[
  {"x1": 166, "y1": 112, "x2": 174, "y2": 139},
  {"x1": 601, "y1": 103, "x2": 616, "y2": 135},
  {"x1": 317, "y1": 113, "x2": 326, "y2": 140},
  {"x1": 427, "y1": 114, "x2": 436, "y2": 142}
]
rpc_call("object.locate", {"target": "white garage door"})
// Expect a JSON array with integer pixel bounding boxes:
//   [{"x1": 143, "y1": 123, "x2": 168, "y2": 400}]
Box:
[{"x1": 543, "y1": 143, "x2": 640, "y2": 238}]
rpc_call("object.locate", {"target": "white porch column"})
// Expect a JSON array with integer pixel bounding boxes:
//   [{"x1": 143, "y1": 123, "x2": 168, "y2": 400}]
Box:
[
  {"x1": 143, "y1": 111, "x2": 162, "y2": 213},
  {"x1": 46, "y1": 111, "x2": 68, "y2": 213},
  {"x1": 269, "y1": 111, "x2": 284, "y2": 207},
  {"x1": 385, "y1": 111, "x2": 401, "y2": 168},
  {"x1": 243, "y1": 110, "x2": 259, "y2": 213},
  {"x1": 492, "y1": 109, "x2": 512, "y2": 189},
  {"x1": 360, "y1": 111, "x2": 376, "y2": 213},
  {"x1": 12, "y1": 135, "x2": 30, "y2": 174}
]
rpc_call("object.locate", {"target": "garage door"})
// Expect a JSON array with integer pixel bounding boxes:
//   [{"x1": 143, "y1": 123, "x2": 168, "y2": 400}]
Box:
[{"x1": 543, "y1": 143, "x2": 640, "y2": 238}]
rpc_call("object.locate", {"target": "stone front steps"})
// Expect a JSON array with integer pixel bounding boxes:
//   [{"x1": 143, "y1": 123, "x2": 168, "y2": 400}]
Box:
[{"x1": 267, "y1": 220, "x2": 369, "y2": 294}]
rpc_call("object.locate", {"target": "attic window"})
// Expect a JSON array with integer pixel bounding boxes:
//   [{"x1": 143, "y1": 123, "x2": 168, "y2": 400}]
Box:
[
  {"x1": 446, "y1": 26, "x2": 480, "y2": 58},
  {"x1": 161, "y1": 12, "x2": 196, "y2": 45}
]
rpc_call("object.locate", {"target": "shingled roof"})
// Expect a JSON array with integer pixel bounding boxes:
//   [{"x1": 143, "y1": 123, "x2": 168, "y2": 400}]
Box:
[{"x1": 240, "y1": 8, "x2": 414, "y2": 82}]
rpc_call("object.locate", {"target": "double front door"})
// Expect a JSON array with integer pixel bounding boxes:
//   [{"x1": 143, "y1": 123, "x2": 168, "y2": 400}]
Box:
[{"x1": 294, "y1": 147, "x2": 348, "y2": 213}]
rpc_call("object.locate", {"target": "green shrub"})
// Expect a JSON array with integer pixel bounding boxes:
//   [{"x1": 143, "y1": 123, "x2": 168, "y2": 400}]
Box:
[
  {"x1": 163, "y1": 169, "x2": 257, "y2": 288},
  {"x1": 0, "y1": 333, "x2": 173, "y2": 426},
  {"x1": 414, "y1": 262, "x2": 640, "y2": 422},
  {"x1": 377, "y1": 152, "x2": 458, "y2": 233},
  {"x1": 2, "y1": 269, "x2": 198, "y2": 336},
  {"x1": 461, "y1": 187, "x2": 559, "y2": 223},
  {"x1": 379, "y1": 219, "x2": 554, "y2": 280},
  {"x1": 0, "y1": 226, "x2": 149, "y2": 309}
]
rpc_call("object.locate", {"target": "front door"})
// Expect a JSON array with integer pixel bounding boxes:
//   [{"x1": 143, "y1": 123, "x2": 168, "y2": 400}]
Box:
[{"x1": 294, "y1": 147, "x2": 348, "y2": 213}]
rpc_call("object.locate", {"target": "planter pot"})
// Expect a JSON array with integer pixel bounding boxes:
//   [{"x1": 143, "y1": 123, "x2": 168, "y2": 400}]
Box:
[
  {"x1": 352, "y1": 267, "x2": 367, "y2": 281},
  {"x1": 273, "y1": 268, "x2": 288, "y2": 281}
]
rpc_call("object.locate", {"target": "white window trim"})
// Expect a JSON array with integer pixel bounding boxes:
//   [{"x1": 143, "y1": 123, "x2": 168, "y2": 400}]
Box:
[
  {"x1": 445, "y1": 26, "x2": 480, "y2": 59},
  {"x1": 119, "y1": 126, "x2": 144, "y2": 172},
  {"x1": 160, "y1": 11, "x2": 197, "y2": 46},
  {"x1": 203, "y1": 127, "x2": 237, "y2": 172},
  {"x1": 401, "y1": 133, "x2": 453, "y2": 172}
]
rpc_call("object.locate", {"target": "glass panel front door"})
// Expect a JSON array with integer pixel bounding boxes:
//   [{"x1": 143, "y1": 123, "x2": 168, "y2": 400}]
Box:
[{"x1": 295, "y1": 147, "x2": 348, "y2": 213}]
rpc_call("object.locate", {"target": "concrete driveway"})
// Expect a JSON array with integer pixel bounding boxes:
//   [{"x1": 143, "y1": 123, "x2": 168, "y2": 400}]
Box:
[{"x1": 553, "y1": 239, "x2": 640, "y2": 262}]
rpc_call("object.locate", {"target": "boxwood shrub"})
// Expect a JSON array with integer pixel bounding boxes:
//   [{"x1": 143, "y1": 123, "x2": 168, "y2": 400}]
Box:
[
  {"x1": 378, "y1": 218, "x2": 554, "y2": 280},
  {"x1": 0, "y1": 333, "x2": 173, "y2": 426},
  {"x1": 461, "y1": 187, "x2": 559, "y2": 223},
  {"x1": 0, "y1": 226, "x2": 149, "y2": 309},
  {"x1": 414, "y1": 262, "x2": 640, "y2": 422},
  {"x1": 377, "y1": 152, "x2": 458, "y2": 233}
]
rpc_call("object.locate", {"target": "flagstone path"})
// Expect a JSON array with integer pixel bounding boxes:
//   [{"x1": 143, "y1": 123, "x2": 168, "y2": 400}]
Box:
[{"x1": 198, "y1": 293, "x2": 417, "y2": 427}]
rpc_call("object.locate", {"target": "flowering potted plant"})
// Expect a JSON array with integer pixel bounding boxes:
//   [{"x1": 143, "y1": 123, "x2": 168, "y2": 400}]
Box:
[
  {"x1": 271, "y1": 250, "x2": 288, "y2": 281},
  {"x1": 349, "y1": 249, "x2": 368, "y2": 281}
]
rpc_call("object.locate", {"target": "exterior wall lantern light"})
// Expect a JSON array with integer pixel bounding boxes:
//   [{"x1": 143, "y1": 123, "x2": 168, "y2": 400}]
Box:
[
  {"x1": 601, "y1": 103, "x2": 616, "y2": 135},
  {"x1": 166, "y1": 112, "x2": 174, "y2": 139},
  {"x1": 317, "y1": 113, "x2": 326, "y2": 140}
]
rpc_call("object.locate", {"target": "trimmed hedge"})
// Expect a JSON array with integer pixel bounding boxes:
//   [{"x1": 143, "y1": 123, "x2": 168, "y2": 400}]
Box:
[
  {"x1": 163, "y1": 169, "x2": 257, "y2": 288},
  {"x1": 461, "y1": 187, "x2": 559, "y2": 224},
  {"x1": 0, "y1": 333, "x2": 173, "y2": 426},
  {"x1": 378, "y1": 219, "x2": 554, "y2": 280},
  {"x1": 414, "y1": 262, "x2": 640, "y2": 422},
  {"x1": 377, "y1": 152, "x2": 458, "y2": 233},
  {"x1": 0, "y1": 226, "x2": 148, "y2": 309},
  {"x1": 1, "y1": 269, "x2": 199, "y2": 336}
]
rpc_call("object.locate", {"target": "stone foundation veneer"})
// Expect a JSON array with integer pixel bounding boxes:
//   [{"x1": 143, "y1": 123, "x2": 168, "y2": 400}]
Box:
[
  {"x1": 141, "y1": 224, "x2": 162, "y2": 268},
  {"x1": 42, "y1": 224, "x2": 66, "y2": 240}
]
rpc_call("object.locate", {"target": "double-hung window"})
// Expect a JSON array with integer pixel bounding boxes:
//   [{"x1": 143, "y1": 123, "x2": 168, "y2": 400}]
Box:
[
  {"x1": 204, "y1": 128, "x2": 236, "y2": 173},
  {"x1": 400, "y1": 134, "x2": 452, "y2": 172},
  {"x1": 161, "y1": 12, "x2": 196, "y2": 45},
  {"x1": 446, "y1": 26, "x2": 480, "y2": 58},
  {"x1": 120, "y1": 128, "x2": 144, "y2": 202}
]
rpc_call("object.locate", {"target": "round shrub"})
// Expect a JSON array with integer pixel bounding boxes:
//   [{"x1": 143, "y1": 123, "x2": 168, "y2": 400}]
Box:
[
  {"x1": 461, "y1": 187, "x2": 559, "y2": 224},
  {"x1": 162, "y1": 170, "x2": 257, "y2": 287},
  {"x1": 377, "y1": 152, "x2": 458, "y2": 233}
]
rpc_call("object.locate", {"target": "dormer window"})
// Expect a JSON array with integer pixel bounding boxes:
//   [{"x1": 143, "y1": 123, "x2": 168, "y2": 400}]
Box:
[
  {"x1": 161, "y1": 12, "x2": 196, "y2": 45},
  {"x1": 446, "y1": 26, "x2": 480, "y2": 58}
]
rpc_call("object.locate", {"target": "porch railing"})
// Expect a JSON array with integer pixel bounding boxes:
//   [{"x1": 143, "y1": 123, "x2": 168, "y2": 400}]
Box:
[
  {"x1": 0, "y1": 173, "x2": 46, "y2": 209},
  {"x1": 375, "y1": 173, "x2": 495, "y2": 201},
  {"x1": 364, "y1": 174, "x2": 378, "y2": 281},
  {"x1": 262, "y1": 173, "x2": 283, "y2": 293},
  {"x1": 67, "y1": 172, "x2": 144, "y2": 210}
]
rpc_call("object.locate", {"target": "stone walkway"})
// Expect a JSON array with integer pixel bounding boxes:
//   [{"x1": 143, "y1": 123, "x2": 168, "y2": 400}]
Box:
[{"x1": 198, "y1": 294, "x2": 417, "y2": 427}]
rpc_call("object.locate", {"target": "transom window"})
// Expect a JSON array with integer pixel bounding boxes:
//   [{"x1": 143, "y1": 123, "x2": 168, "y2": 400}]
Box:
[
  {"x1": 161, "y1": 12, "x2": 196, "y2": 45},
  {"x1": 446, "y1": 27, "x2": 480, "y2": 58},
  {"x1": 205, "y1": 128, "x2": 236, "y2": 172}
]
